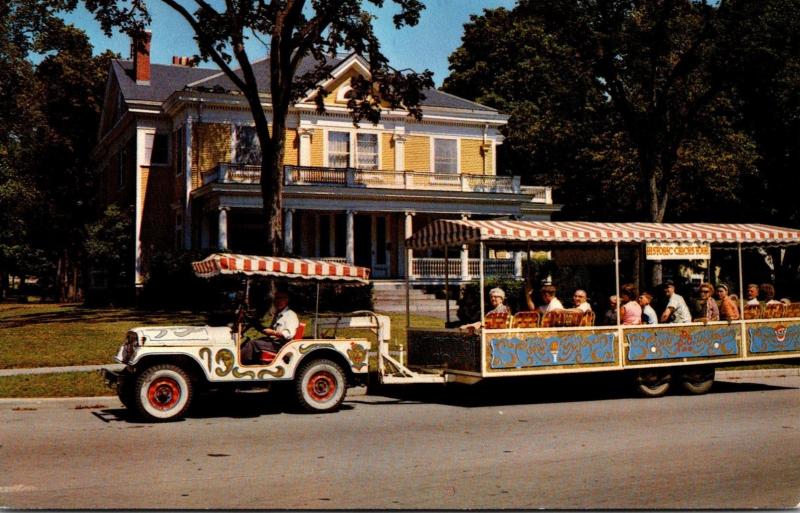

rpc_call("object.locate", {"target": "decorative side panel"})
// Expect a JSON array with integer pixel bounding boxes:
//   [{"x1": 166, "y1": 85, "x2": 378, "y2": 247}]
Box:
[
  {"x1": 626, "y1": 325, "x2": 739, "y2": 362},
  {"x1": 748, "y1": 321, "x2": 800, "y2": 354},
  {"x1": 407, "y1": 329, "x2": 480, "y2": 372},
  {"x1": 487, "y1": 329, "x2": 618, "y2": 371}
]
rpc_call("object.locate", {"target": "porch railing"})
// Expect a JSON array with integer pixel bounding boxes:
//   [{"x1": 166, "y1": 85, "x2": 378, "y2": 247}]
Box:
[
  {"x1": 412, "y1": 258, "x2": 517, "y2": 280},
  {"x1": 203, "y1": 163, "x2": 550, "y2": 201}
]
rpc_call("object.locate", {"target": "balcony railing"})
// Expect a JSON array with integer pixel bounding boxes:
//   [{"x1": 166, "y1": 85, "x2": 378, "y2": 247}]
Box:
[{"x1": 203, "y1": 163, "x2": 550, "y2": 200}]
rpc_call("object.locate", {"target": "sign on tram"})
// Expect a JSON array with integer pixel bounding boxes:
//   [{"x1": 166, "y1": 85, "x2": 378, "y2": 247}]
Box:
[{"x1": 645, "y1": 242, "x2": 711, "y2": 260}]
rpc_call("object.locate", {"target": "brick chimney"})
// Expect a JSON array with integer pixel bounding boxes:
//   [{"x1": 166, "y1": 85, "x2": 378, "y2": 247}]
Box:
[{"x1": 131, "y1": 30, "x2": 152, "y2": 84}]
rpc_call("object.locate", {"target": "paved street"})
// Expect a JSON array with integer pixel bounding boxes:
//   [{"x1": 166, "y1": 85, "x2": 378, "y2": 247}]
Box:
[{"x1": 1, "y1": 374, "x2": 799, "y2": 509}]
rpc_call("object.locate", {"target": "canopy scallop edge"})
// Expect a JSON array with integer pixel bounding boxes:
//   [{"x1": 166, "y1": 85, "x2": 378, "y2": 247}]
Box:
[
  {"x1": 405, "y1": 220, "x2": 800, "y2": 249},
  {"x1": 192, "y1": 253, "x2": 370, "y2": 282}
]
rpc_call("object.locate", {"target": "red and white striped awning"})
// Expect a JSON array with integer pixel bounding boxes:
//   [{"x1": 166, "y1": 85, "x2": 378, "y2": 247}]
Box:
[
  {"x1": 406, "y1": 220, "x2": 800, "y2": 249},
  {"x1": 192, "y1": 253, "x2": 370, "y2": 282}
]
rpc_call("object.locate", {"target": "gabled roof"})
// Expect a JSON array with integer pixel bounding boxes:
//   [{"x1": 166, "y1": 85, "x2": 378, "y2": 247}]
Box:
[{"x1": 112, "y1": 52, "x2": 499, "y2": 113}]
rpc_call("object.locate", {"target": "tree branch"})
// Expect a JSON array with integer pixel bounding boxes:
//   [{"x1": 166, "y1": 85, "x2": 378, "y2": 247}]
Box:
[{"x1": 159, "y1": 0, "x2": 249, "y2": 93}]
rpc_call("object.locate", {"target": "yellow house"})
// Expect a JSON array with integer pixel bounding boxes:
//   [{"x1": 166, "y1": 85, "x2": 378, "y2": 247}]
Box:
[{"x1": 94, "y1": 33, "x2": 557, "y2": 293}]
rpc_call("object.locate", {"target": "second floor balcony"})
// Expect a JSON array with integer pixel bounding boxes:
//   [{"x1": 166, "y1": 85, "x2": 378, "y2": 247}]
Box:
[{"x1": 202, "y1": 163, "x2": 552, "y2": 202}]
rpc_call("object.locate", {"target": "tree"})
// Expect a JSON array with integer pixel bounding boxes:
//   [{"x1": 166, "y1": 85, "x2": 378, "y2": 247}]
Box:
[
  {"x1": 85, "y1": 0, "x2": 434, "y2": 256},
  {"x1": 1, "y1": 1, "x2": 117, "y2": 300},
  {"x1": 442, "y1": 0, "x2": 797, "y2": 224}
]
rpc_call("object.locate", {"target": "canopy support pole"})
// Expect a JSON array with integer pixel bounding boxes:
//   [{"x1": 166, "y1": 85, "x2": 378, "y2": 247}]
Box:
[
  {"x1": 738, "y1": 242, "x2": 748, "y2": 357},
  {"x1": 314, "y1": 281, "x2": 320, "y2": 338},
  {"x1": 614, "y1": 243, "x2": 621, "y2": 327},
  {"x1": 444, "y1": 245, "x2": 450, "y2": 324},
  {"x1": 479, "y1": 242, "x2": 486, "y2": 321}
]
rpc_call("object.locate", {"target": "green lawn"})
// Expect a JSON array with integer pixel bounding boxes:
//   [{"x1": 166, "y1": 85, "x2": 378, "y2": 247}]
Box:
[
  {"x1": 0, "y1": 303, "x2": 207, "y2": 369},
  {"x1": 0, "y1": 303, "x2": 444, "y2": 397}
]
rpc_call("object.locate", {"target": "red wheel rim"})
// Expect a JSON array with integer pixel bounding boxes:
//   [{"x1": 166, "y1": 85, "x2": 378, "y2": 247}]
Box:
[
  {"x1": 307, "y1": 371, "x2": 337, "y2": 402},
  {"x1": 147, "y1": 377, "x2": 181, "y2": 410}
]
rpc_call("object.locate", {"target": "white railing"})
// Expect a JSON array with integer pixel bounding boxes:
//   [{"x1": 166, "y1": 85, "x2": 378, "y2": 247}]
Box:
[
  {"x1": 202, "y1": 164, "x2": 550, "y2": 201},
  {"x1": 412, "y1": 258, "x2": 516, "y2": 280}
]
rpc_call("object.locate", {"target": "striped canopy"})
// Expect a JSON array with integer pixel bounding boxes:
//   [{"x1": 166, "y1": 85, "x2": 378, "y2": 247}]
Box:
[
  {"x1": 406, "y1": 220, "x2": 800, "y2": 249},
  {"x1": 192, "y1": 253, "x2": 370, "y2": 283}
]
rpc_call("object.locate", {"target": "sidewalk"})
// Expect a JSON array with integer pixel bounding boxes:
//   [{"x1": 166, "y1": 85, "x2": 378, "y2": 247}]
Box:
[{"x1": 0, "y1": 363, "x2": 798, "y2": 379}]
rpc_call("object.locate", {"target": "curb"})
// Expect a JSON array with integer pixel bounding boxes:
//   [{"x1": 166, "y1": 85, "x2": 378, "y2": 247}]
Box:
[{"x1": 717, "y1": 368, "x2": 800, "y2": 378}]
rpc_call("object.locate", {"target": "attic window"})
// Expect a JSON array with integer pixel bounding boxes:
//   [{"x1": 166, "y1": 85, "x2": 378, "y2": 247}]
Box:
[{"x1": 336, "y1": 84, "x2": 355, "y2": 103}]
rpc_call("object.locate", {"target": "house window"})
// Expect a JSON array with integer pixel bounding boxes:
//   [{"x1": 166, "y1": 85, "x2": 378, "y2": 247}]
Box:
[
  {"x1": 434, "y1": 138, "x2": 458, "y2": 174},
  {"x1": 174, "y1": 127, "x2": 185, "y2": 176},
  {"x1": 234, "y1": 125, "x2": 261, "y2": 165},
  {"x1": 356, "y1": 133, "x2": 378, "y2": 170},
  {"x1": 328, "y1": 131, "x2": 350, "y2": 168},
  {"x1": 145, "y1": 132, "x2": 169, "y2": 165}
]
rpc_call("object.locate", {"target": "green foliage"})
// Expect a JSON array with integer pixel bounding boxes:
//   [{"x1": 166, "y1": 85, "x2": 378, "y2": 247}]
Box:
[
  {"x1": 139, "y1": 250, "x2": 220, "y2": 311},
  {"x1": 1, "y1": 4, "x2": 118, "y2": 300},
  {"x1": 83, "y1": 0, "x2": 434, "y2": 255},
  {"x1": 443, "y1": 0, "x2": 799, "y2": 224},
  {"x1": 84, "y1": 205, "x2": 132, "y2": 304}
]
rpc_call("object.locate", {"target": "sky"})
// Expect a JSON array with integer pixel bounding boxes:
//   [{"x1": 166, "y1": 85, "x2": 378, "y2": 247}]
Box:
[{"x1": 60, "y1": 0, "x2": 516, "y2": 86}]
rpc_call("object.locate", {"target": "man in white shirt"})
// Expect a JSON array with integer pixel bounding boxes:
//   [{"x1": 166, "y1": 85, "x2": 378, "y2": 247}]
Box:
[
  {"x1": 746, "y1": 283, "x2": 761, "y2": 306},
  {"x1": 660, "y1": 281, "x2": 691, "y2": 324},
  {"x1": 538, "y1": 285, "x2": 564, "y2": 314},
  {"x1": 572, "y1": 289, "x2": 592, "y2": 313},
  {"x1": 241, "y1": 291, "x2": 299, "y2": 364}
]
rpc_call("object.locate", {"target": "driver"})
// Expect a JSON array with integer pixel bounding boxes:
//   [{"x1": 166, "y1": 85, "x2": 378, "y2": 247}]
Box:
[{"x1": 240, "y1": 290, "x2": 299, "y2": 364}]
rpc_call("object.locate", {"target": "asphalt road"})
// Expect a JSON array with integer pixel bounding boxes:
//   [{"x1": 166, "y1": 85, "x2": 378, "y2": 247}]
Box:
[{"x1": 1, "y1": 374, "x2": 799, "y2": 509}]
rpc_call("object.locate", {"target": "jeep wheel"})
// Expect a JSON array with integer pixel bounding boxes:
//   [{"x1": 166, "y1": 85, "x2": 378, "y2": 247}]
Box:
[
  {"x1": 135, "y1": 364, "x2": 193, "y2": 422},
  {"x1": 295, "y1": 359, "x2": 346, "y2": 413}
]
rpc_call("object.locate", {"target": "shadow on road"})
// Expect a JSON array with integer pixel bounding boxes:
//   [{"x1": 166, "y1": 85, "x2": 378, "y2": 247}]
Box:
[
  {"x1": 355, "y1": 374, "x2": 796, "y2": 409},
  {"x1": 94, "y1": 390, "x2": 356, "y2": 423}
]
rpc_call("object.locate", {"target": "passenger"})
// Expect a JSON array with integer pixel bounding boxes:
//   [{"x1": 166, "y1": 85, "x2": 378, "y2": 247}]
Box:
[
  {"x1": 538, "y1": 284, "x2": 564, "y2": 314},
  {"x1": 638, "y1": 292, "x2": 658, "y2": 324},
  {"x1": 240, "y1": 290, "x2": 299, "y2": 364},
  {"x1": 619, "y1": 284, "x2": 642, "y2": 325},
  {"x1": 696, "y1": 282, "x2": 720, "y2": 321},
  {"x1": 716, "y1": 283, "x2": 740, "y2": 321},
  {"x1": 460, "y1": 287, "x2": 509, "y2": 332},
  {"x1": 660, "y1": 280, "x2": 692, "y2": 324},
  {"x1": 603, "y1": 295, "x2": 618, "y2": 325},
  {"x1": 746, "y1": 283, "x2": 760, "y2": 306},
  {"x1": 760, "y1": 283, "x2": 782, "y2": 306},
  {"x1": 572, "y1": 289, "x2": 592, "y2": 313}
]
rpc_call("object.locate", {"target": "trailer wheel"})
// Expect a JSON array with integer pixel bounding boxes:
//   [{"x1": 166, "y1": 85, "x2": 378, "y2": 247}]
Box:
[
  {"x1": 295, "y1": 359, "x2": 346, "y2": 413},
  {"x1": 635, "y1": 369, "x2": 672, "y2": 397},
  {"x1": 680, "y1": 366, "x2": 715, "y2": 395},
  {"x1": 134, "y1": 364, "x2": 193, "y2": 422}
]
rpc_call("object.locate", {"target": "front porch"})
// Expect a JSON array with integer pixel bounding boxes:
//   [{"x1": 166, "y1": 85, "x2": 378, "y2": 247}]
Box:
[{"x1": 192, "y1": 164, "x2": 556, "y2": 281}]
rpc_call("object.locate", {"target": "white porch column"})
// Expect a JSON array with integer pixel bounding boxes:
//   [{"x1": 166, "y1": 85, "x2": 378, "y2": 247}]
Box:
[
  {"x1": 393, "y1": 129, "x2": 406, "y2": 171},
  {"x1": 217, "y1": 206, "x2": 229, "y2": 250},
  {"x1": 283, "y1": 208, "x2": 294, "y2": 255},
  {"x1": 461, "y1": 245, "x2": 470, "y2": 281},
  {"x1": 346, "y1": 210, "x2": 355, "y2": 265},
  {"x1": 514, "y1": 251, "x2": 523, "y2": 279},
  {"x1": 460, "y1": 214, "x2": 470, "y2": 281},
  {"x1": 405, "y1": 211, "x2": 415, "y2": 279},
  {"x1": 298, "y1": 126, "x2": 313, "y2": 167}
]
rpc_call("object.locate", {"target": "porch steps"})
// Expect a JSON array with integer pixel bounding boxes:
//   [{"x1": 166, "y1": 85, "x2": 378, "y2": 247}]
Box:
[{"x1": 372, "y1": 281, "x2": 458, "y2": 313}]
